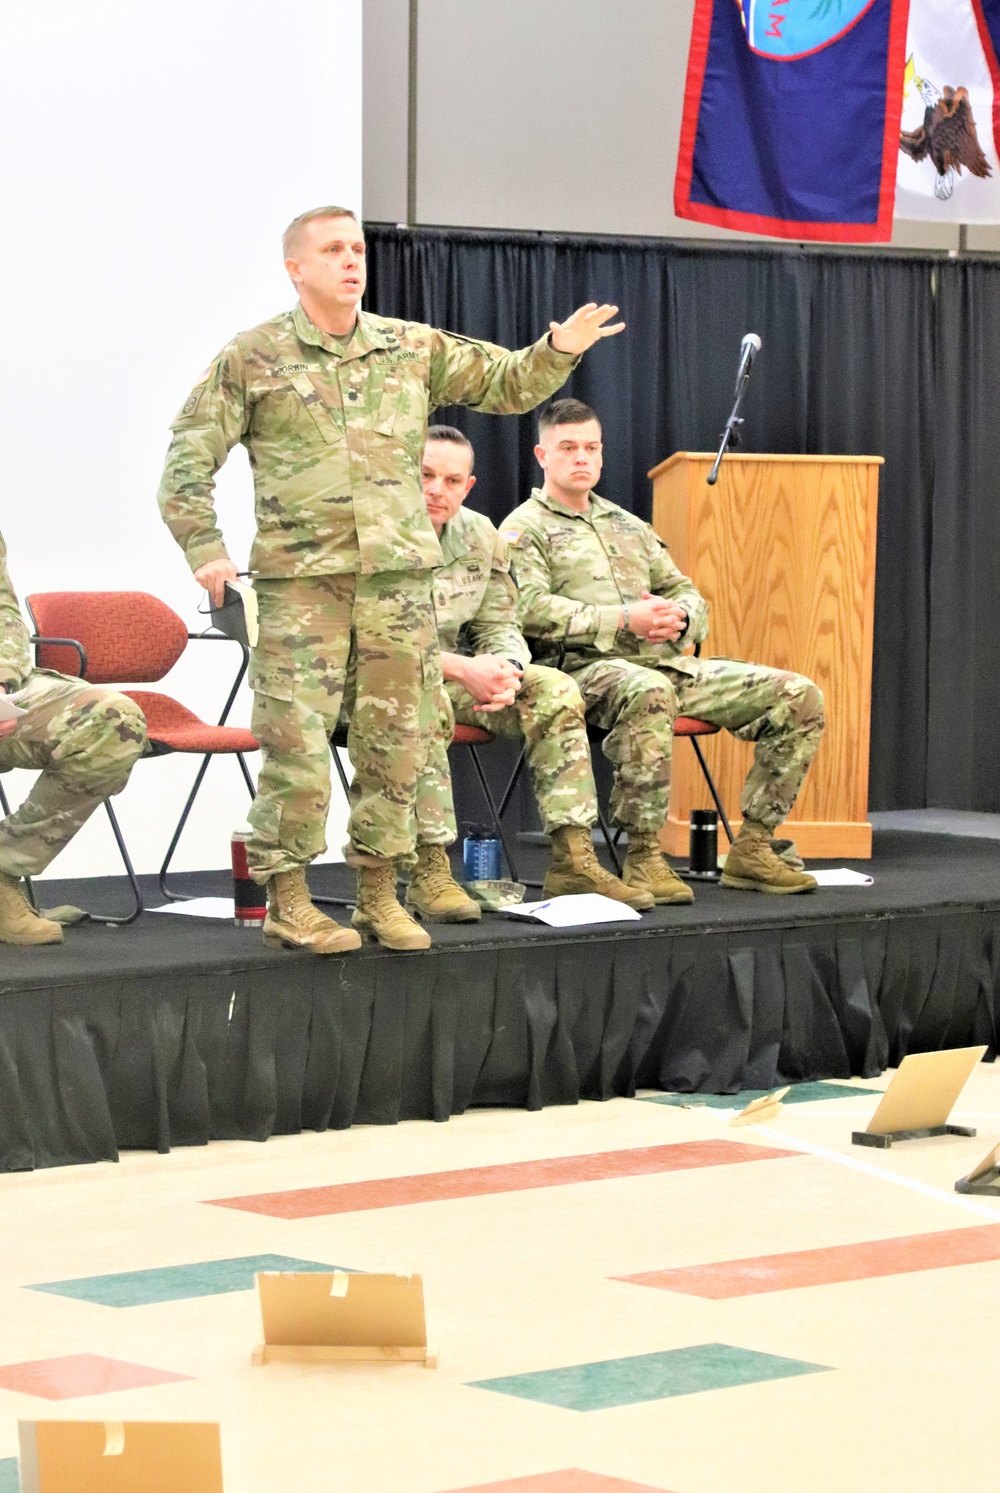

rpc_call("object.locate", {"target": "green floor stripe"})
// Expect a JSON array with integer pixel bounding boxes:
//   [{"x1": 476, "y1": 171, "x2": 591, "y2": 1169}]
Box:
[
  {"x1": 27, "y1": 1254, "x2": 348, "y2": 1308},
  {"x1": 470, "y1": 1343, "x2": 830, "y2": 1411},
  {"x1": 641, "y1": 1080, "x2": 882, "y2": 1109}
]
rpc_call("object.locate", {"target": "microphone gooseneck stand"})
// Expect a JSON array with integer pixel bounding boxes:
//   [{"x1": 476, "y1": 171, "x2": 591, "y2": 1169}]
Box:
[{"x1": 707, "y1": 335, "x2": 760, "y2": 486}]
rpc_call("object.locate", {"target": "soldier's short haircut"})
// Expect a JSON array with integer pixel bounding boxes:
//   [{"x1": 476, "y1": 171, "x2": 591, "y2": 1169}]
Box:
[
  {"x1": 425, "y1": 424, "x2": 475, "y2": 472},
  {"x1": 283, "y1": 206, "x2": 361, "y2": 259},
  {"x1": 538, "y1": 398, "x2": 601, "y2": 437}
]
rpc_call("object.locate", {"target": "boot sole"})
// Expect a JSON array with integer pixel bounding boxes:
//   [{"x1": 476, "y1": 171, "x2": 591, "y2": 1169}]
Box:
[
  {"x1": 355, "y1": 928, "x2": 431, "y2": 950},
  {"x1": 404, "y1": 902, "x2": 481, "y2": 924},
  {"x1": 542, "y1": 879, "x2": 655, "y2": 912},
  {"x1": 0, "y1": 932, "x2": 63, "y2": 946},
  {"x1": 719, "y1": 874, "x2": 817, "y2": 894},
  {"x1": 263, "y1": 931, "x2": 362, "y2": 953}
]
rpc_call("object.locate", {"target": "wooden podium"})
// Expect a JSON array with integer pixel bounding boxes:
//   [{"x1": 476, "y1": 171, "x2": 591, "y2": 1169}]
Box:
[{"x1": 649, "y1": 452, "x2": 880, "y2": 859}]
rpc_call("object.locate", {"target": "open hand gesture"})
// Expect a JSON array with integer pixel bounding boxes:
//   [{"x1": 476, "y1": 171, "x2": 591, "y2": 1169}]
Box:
[{"x1": 549, "y1": 303, "x2": 626, "y2": 356}]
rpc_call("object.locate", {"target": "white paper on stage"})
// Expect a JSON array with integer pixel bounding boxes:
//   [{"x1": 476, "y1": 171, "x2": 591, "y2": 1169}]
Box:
[
  {"x1": 810, "y1": 869, "x2": 874, "y2": 887},
  {"x1": 504, "y1": 894, "x2": 643, "y2": 927},
  {"x1": 0, "y1": 694, "x2": 26, "y2": 723},
  {"x1": 148, "y1": 898, "x2": 236, "y2": 920}
]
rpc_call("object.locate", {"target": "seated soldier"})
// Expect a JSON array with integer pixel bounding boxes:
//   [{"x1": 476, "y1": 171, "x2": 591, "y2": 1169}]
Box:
[
  {"x1": 394, "y1": 424, "x2": 652, "y2": 919},
  {"x1": 0, "y1": 532, "x2": 147, "y2": 945},
  {"x1": 499, "y1": 399, "x2": 825, "y2": 903}
]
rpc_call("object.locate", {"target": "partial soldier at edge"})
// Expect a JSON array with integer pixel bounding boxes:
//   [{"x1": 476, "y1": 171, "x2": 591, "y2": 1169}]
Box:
[{"x1": 0, "y1": 532, "x2": 147, "y2": 946}]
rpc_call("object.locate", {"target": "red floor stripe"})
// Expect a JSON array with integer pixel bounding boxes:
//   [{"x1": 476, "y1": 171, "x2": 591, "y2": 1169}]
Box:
[
  {"x1": 620, "y1": 1222, "x2": 1000, "y2": 1298},
  {"x1": 207, "y1": 1140, "x2": 794, "y2": 1219}
]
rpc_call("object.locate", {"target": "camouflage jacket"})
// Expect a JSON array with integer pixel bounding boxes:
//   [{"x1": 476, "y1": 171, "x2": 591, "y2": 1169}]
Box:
[
  {"x1": 499, "y1": 488, "x2": 708, "y2": 674},
  {"x1": 0, "y1": 531, "x2": 31, "y2": 691},
  {"x1": 434, "y1": 506, "x2": 530, "y2": 667},
  {"x1": 157, "y1": 304, "x2": 578, "y2": 580}
]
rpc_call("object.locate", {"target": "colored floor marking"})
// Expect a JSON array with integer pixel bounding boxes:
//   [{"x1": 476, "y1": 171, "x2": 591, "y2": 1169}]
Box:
[
  {"x1": 0, "y1": 1354, "x2": 191, "y2": 1401},
  {"x1": 0, "y1": 1459, "x2": 16, "y2": 1493},
  {"x1": 469, "y1": 1343, "x2": 828, "y2": 1412},
  {"x1": 206, "y1": 1140, "x2": 794, "y2": 1219},
  {"x1": 27, "y1": 1254, "x2": 346, "y2": 1308},
  {"x1": 642, "y1": 1080, "x2": 882, "y2": 1109},
  {"x1": 621, "y1": 1222, "x2": 1000, "y2": 1298},
  {"x1": 441, "y1": 1473, "x2": 672, "y2": 1492}
]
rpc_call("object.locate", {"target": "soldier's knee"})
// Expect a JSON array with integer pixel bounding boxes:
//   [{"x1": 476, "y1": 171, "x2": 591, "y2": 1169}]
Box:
[
  {"x1": 526, "y1": 666, "x2": 584, "y2": 714},
  {"x1": 786, "y1": 675, "x2": 824, "y2": 732},
  {"x1": 620, "y1": 674, "x2": 676, "y2": 722},
  {"x1": 100, "y1": 693, "x2": 148, "y2": 762}
]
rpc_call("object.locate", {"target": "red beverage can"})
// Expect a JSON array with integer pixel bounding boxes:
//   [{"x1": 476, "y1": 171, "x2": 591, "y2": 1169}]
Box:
[{"x1": 231, "y1": 828, "x2": 266, "y2": 927}]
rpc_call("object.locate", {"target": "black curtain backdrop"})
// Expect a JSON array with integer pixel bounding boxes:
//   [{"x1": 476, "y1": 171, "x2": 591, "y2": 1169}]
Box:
[{"x1": 365, "y1": 224, "x2": 997, "y2": 814}]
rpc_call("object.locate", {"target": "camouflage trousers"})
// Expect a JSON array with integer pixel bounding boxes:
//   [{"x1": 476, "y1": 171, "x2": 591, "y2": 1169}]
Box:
[
  {"x1": 246, "y1": 571, "x2": 442, "y2": 879},
  {"x1": 570, "y1": 655, "x2": 824, "y2": 835},
  {"x1": 0, "y1": 670, "x2": 147, "y2": 877},
  {"x1": 414, "y1": 663, "x2": 599, "y2": 845}
]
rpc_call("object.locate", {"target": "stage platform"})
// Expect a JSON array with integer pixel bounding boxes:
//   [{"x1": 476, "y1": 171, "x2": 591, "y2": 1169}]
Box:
[{"x1": 2, "y1": 830, "x2": 998, "y2": 1173}]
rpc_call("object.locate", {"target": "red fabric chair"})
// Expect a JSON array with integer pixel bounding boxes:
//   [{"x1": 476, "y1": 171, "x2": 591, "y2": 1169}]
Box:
[{"x1": 23, "y1": 591, "x2": 258, "y2": 922}]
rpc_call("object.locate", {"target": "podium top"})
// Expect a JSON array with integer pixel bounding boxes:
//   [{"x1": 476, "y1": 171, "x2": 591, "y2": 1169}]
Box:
[{"x1": 647, "y1": 451, "x2": 885, "y2": 479}]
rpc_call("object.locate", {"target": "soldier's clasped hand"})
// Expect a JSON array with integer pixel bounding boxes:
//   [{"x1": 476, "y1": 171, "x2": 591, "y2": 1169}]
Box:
[
  {"x1": 458, "y1": 655, "x2": 524, "y2": 712},
  {"x1": 625, "y1": 594, "x2": 688, "y2": 643},
  {"x1": 549, "y1": 304, "x2": 626, "y2": 356}
]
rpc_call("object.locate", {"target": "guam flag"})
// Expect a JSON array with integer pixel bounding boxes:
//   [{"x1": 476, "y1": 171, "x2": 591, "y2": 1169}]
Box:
[{"x1": 675, "y1": 0, "x2": 912, "y2": 240}]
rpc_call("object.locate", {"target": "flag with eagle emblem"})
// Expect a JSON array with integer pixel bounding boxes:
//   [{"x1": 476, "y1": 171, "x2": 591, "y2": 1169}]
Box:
[
  {"x1": 676, "y1": 0, "x2": 1000, "y2": 239},
  {"x1": 896, "y1": 1, "x2": 1000, "y2": 219}
]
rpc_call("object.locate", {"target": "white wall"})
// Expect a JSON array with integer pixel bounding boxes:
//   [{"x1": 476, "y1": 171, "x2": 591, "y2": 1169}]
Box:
[
  {"x1": 365, "y1": 0, "x2": 1000, "y2": 253},
  {"x1": 0, "y1": 0, "x2": 362, "y2": 879}
]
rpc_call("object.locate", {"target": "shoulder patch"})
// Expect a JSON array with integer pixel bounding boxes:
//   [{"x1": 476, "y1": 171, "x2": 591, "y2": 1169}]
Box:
[
  {"x1": 498, "y1": 528, "x2": 523, "y2": 547},
  {"x1": 192, "y1": 365, "x2": 213, "y2": 386}
]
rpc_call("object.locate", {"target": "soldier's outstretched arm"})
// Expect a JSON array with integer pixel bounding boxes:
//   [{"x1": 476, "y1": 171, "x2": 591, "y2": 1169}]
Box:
[
  {"x1": 155, "y1": 342, "x2": 249, "y2": 577},
  {"x1": 0, "y1": 532, "x2": 32, "y2": 693},
  {"x1": 427, "y1": 305, "x2": 623, "y2": 416},
  {"x1": 506, "y1": 527, "x2": 624, "y2": 655}
]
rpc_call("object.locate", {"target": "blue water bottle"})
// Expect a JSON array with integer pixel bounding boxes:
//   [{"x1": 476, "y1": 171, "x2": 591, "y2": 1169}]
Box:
[{"x1": 463, "y1": 825, "x2": 502, "y2": 881}]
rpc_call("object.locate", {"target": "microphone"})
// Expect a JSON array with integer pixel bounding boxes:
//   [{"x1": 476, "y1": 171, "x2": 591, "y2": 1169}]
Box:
[
  {"x1": 734, "y1": 332, "x2": 762, "y2": 393},
  {"x1": 707, "y1": 332, "x2": 763, "y2": 486}
]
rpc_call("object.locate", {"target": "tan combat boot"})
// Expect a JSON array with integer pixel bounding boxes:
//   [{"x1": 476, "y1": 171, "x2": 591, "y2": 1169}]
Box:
[
  {"x1": 621, "y1": 833, "x2": 694, "y2": 905},
  {"x1": 262, "y1": 869, "x2": 363, "y2": 954},
  {"x1": 0, "y1": 871, "x2": 63, "y2": 946},
  {"x1": 543, "y1": 826, "x2": 654, "y2": 911},
  {"x1": 353, "y1": 859, "x2": 431, "y2": 950},
  {"x1": 720, "y1": 820, "x2": 817, "y2": 894},
  {"x1": 404, "y1": 843, "x2": 481, "y2": 923}
]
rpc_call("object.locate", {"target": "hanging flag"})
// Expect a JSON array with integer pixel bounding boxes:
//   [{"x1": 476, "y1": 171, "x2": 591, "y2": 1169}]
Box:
[
  {"x1": 675, "y1": 0, "x2": 912, "y2": 241},
  {"x1": 895, "y1": 1, "x2": 1000, "y2": 220}
]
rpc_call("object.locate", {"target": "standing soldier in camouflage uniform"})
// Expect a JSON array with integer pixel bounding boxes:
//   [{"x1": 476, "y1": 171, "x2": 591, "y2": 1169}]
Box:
[
  {"x1": 500, "y1": 400, "x2": 825, "y2": 902},
  {"x1": 156, "y1": 207, "x2": 623, "y2": 952},
  {"x1": 0, "y1": 532, "x2": 147, "y2": 945},
  {"x1": 378, "y1": 426, "x2": 652, "y2": 920}
]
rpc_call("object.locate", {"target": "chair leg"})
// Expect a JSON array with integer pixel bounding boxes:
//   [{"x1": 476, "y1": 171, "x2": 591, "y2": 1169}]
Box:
[
  {"x1": 595, "y1": 803, "x2": 624, "y2": 876},
  {"x1": 158, "y1": 753, "x2": 213, "y2": 902},
  {"x1": 237, "y1": 751, "x2": 257, "y2": 798},
  {"x1": 312, "y1": 743, "x2": 357, "y2": 910},
  {"x1": 691, "y1": 737, "x2": 734, "y2": 844},
  {"x1": 0, "y1": 778, "x2": 38, "y2": 910},
  {"x1": 158, "y1": 752, "x2": 258, "y2": 903},
  {"x1": 466, "y1": 744, "x2": 521, "y2": 883},
  {"x1": 100, "y1": 801, "x2": 144, "y2": 925}
]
